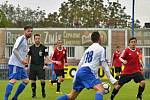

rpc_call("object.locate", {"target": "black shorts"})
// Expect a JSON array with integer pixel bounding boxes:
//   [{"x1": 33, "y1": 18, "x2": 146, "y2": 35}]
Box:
[
  {"x1": 54, "y1": 69, "x2": 65, "y2": 78},
  {"x1": 29, "y1": 67, "x2": 45, "y2": 80},
  {"x1": 118, "y1": 72, "x2": 145, "y2": 85},
  {"x1": 114, "y1": 67, "x2": 122, "y2": 73}
]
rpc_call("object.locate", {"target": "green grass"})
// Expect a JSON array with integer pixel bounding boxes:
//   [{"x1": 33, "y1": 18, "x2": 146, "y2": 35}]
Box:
[{"x1": 0, "y1": 79, "x2": 150, "y2": 100}]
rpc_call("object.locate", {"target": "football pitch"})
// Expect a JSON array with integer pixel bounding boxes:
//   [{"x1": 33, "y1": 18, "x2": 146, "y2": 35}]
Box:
[{"x1": 0, "y1": 79, "x2": 150, "y2": 100}]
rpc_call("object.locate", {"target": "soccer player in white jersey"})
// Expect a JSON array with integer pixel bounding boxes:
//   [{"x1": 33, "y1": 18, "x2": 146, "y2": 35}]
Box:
[
  {"x1": 4, "y1": 26, "x2": 33, "y2": 100},
  {"x1": 57, "y1": 31, "x2": 117, "y2": 100}
]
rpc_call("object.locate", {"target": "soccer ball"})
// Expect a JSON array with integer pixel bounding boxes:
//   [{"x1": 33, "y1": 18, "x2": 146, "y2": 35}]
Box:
[{"x1": 102, "y1": 82, "x2": 111, "y2": 94}]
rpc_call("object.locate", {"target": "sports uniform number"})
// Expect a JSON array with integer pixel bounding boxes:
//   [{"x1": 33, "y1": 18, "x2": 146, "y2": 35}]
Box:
[{"x1": 85, "y1": 51, "x2": 93, "y2": 63}]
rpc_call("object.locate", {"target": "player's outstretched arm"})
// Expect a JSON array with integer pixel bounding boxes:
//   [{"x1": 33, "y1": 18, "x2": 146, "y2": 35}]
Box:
[
  {"x1": 45, "y1": 56, "x2": 61, "y2": 65},
  {"x1": 101, "y1": 61, "x2": 117, "y2": 85}
]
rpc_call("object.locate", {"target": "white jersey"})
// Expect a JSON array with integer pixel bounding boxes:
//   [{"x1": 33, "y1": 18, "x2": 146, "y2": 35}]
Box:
[
  {"x1": 8, "y1": 35, "x2": 29, "y2": 67},
  {"x1": 78, "y1": 43, "x2": 105, "y2": 74}
]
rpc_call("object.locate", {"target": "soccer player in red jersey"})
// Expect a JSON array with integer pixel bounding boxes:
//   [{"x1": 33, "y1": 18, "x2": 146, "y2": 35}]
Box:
[
  {"x1": 110, "y1": 37, "x2": 145, "y2": 100},
  {"x1": 112, "y1": 46, "x2": 122, "y2": 80},
  {"x1": 51, "y1": 40, "x2": 68, "y2": 93}
]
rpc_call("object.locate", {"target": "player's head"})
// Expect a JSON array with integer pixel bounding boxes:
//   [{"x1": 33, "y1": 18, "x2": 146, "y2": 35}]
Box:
[
  {"x1": 129, "y1": 37, "x2": 137, "y2": 49},
  {"x1": 91, "y1": 31, "x2": 101, "y2": 44},
  {"x1": 24, "y1": 25, "x2": 33, "y2": 39},
  {"x1": 116, "y1": 46, "x2": 121, "y2": 51},
  {"x1": 57, "y1": 40, "x2": 63, "y2": 48},
  {"x1": 34, "y1": 34, "x2": 41, "y2": 45}
]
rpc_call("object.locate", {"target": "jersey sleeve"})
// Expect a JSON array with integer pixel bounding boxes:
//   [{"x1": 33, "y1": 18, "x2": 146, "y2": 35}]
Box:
[
  {"x1": 119, "y1": 49, "x2": 127, "y2": 62},
  {"x1": 78, "y1": 52, "x2": 85, "y2": 68},
  {"x1": 99, "y1": 47, "x2": 106, "y2": 62},
  {"x1": 64, "y1": 48, "x2": 67, "y2": 63},
  {"x1": 13, "y1": 36, "x2": 25, "y2": 50},
  {"x1": 28, "y1": 46, "x2": 32, "y2": 55},
  {"x1": 44, "y1": 46, "x2": 48, "y2": 56}
]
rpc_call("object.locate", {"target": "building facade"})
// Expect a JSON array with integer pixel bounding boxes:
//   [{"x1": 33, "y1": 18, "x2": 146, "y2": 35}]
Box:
[{"x1": 0, "y1": 28, "x2": 150, "y2": 68}]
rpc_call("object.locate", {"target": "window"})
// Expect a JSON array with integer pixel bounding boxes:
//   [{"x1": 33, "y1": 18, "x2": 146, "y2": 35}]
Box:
[
  {"x1": 144, "y1": 48, "x2": 150, "y2": 56},
  {"x1": 66, "y1": 47, "x2": 75, "y2": 58},
  {"x1": 145, "y1": 58, "x2": 150, "y2": 67},
  {"x1": 5, "y1": 46, "x2": 13, "y2": 58}
]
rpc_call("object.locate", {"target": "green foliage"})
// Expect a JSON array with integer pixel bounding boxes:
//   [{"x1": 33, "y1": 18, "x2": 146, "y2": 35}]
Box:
[
  {"x1": 47, "y1": 0, "x2": 138, "y2": 28},
  {"x1": 0, "y1": 10, "x2": 13, "y2": 27},
  {"x1": 0, "y1": 1, "x2": 46, "y2": 28},
  {"x1": 0, "y1": 0, "x2": 141, "y2": 28}
]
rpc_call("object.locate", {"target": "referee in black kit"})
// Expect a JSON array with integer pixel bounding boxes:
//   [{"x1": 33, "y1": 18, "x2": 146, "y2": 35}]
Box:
[{"x1": 27, "y1": 33, "x2": 49, "y2": 98}]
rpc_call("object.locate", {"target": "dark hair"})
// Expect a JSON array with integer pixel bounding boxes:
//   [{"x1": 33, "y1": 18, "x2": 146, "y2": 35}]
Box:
[
  {"x1": 116, "y1": 46, "x2": 120, "y2": 48},
  {"x1": 34, "y1": 34, "x2": 40, "y2": 38},
  {"x1": 24, "y1": 25, "x2": 33, "y2": 30},
  {"x1": 91, "y1": 31, "x2": 100, "y2": 42},
  {"x1": 129, "y1": 37, "x2": 137, "y2": 43}
]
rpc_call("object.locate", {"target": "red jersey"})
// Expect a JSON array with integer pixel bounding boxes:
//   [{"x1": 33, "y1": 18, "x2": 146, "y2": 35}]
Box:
[
  {"x1": 52, "y1": 47, "x2": 67, "y2": 69},
  {"x1": 112, "y1": 51, "x2": 122, "y2": 67},
  {"x1": 120, "y1": 47, "x2": 141, "y2": 74}
]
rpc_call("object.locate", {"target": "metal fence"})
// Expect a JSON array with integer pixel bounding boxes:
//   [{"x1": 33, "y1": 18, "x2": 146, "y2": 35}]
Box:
[
  {"x1": 0, "y1": 63, "x2": 51, "y2": 80},
  {"x1": 144, "y1": 68, "x2": 150, "y2": 79},
  {"x1": 0, "y1": 64, "x2": 8, "y2": 80}
]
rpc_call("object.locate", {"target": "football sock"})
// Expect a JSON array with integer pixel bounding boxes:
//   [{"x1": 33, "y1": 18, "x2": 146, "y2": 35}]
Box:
[
  {"x1": 31, "y1": 83, "x2": 36, "y2": 95},
  {"x1": 4, "y1": 82, "x2": 14, "y2": 100},
  {"x1": 13, "y1": 82, "x2": 27, "y2": 99},
  {"x1": 95, "y1": 92, "x2": 103, "y2": 100},
  {"x1": 57, "y1": 82, "x2": 61, "y2": 92},
  {"x1": 51, "y1": 79, "x2": 57, "y2": 84},
  {"x1": 137, "y1": 85, "x2": 145, "y2": 96},
  {"x1": 111, "y1": 88, "x2": 119, "y2": 99},
  {"x1": 56, "y1": 94, "x2": 68, "y2": 100},
  {"x1": 115, "y1": 76, "x2": 119, "y2": 80},
  {"x1": 41, "y1": 81, "x2": 45, "y2": 94}
]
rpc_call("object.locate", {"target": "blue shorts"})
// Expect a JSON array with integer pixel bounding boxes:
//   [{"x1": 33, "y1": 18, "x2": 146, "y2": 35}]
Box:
[
  {"x1": 8, "y1": 65, "x2": 28, "y2": 80},
  {"x1": 73, "y1": 67, "x2": 102, "y2": 92}
]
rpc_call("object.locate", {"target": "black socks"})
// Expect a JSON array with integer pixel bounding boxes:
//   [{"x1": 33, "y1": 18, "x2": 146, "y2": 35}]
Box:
[
  {"x1": 111, "y1": 88, "x2": 119, "y2": 100},
  {"x1": 57, "y1": 82, "x2": 61, "y2": 92},
  {"x1": 137, "y1": 85, "x2": 145, "y2": 96}
]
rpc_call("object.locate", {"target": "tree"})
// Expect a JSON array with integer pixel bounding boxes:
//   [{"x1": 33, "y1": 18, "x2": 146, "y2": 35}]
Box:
[
  {"x1": 0, "y1": 0, "x2": 141, "y2": 28},
  {"x1": 105, "y1": 0, "x2": 131, "y2": 28},
  {"x1": 58, "y1": 0, "x2": 106, "y2": 28},
  {"x1": 0, "y1": 9, "x2": 12, "y2": 27},
  {"x1": 0, "y1": 1, "x2": 46, "y2": 27},
  {"x1": 56, "y1": 0, "x2": 133, "y2": 28},
  {"x1": 44, "y1": 12, "x2": 61, "y2": 27}
]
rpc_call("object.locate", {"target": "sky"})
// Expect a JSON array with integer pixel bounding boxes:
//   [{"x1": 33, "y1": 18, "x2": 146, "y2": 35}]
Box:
[{"x1": 0, "y1": 0, "x2": 150, "y2": 26}]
